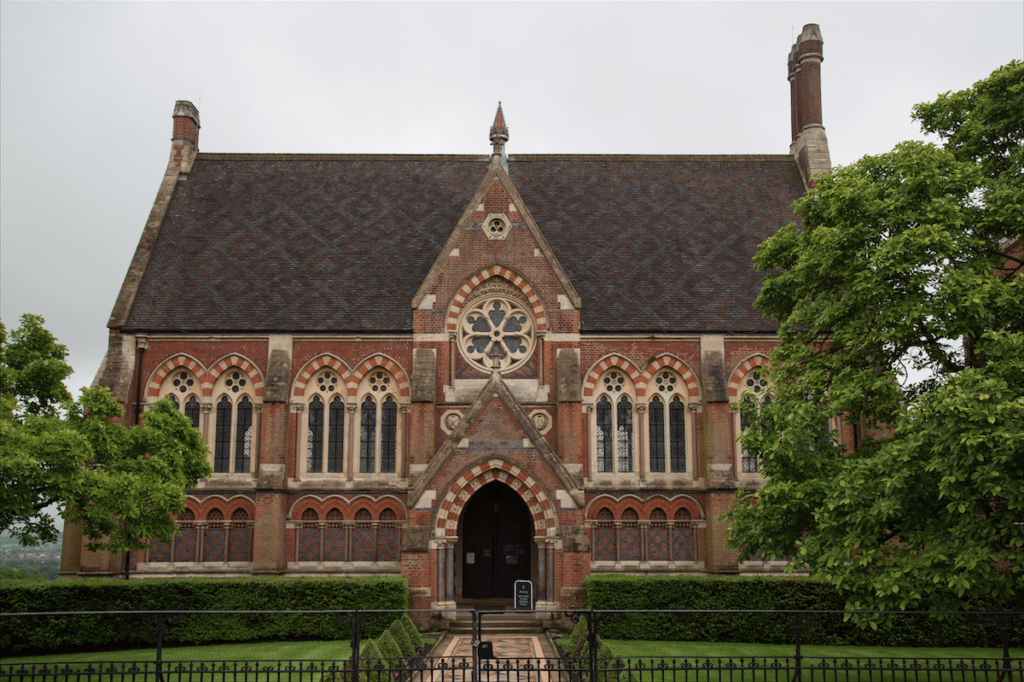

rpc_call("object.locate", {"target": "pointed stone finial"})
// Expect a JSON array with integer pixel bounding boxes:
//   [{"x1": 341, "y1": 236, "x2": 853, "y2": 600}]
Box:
[{"x1": 489, "y1": 102, "x2": 509, "y2": 156}]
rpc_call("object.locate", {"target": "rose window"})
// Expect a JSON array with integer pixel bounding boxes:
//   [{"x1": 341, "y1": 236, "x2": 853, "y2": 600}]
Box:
[
  {"x1": 172, "y1": 372, "x2": 194, "y2": 393},
  {"x1": 368, "y1": 371, "x2": 391, "y2": 392},
  {"x1": 458, "y1": 297, "x2": 536, "y2": 373},
  {"x1": 654, "y1": 371, "x2": 677, "y2": 393},
  {"x1": 603, "y1": 372, "x2": 625, "y2": 393},
  {"x1": 745, "y1": 370, "x2": 768, "y2": 396},
  {"x1": 317, "y1": 371, "x2": 339, "y2": 393},
  {"x1": 225, "y1": 372, "x2": 247, "y2": 393}
]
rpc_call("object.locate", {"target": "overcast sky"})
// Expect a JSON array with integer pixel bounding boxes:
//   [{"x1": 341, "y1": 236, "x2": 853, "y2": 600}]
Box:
[{"x1": 1, "y1": 1, "x2": 1022, "y2": 397}]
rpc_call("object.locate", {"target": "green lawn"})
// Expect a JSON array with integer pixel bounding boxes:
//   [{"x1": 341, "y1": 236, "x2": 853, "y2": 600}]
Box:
[
  {"x1": 5, "y1": 637, "x2": 1019, "y2": 682},
  {"x1": 1, "y1": 640, "x2": 353, "y2": 665},
  {"x1": 567, "y1": 640, "x2": 1022, "y2": 682},
  {"x1": 602, "y1": 639, "x2": 1022, "y2": 660}
]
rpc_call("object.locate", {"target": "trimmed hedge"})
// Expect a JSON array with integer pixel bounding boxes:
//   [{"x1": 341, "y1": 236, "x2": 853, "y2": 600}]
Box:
[
  {"x1": 584, "y1": 574, "x2": 1021, "y2": 647},
  {"x1": 0, "y1": 576, "x2": 407, "y2": 655}
]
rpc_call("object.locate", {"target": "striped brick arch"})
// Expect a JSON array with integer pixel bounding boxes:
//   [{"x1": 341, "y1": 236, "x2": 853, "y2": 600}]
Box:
[
  {"x1": 288, "y1": 494, "x2": 407, "y2": 521},
  {"x1": 146, "y1": 354, "x2": 208, "y2": 399},
  {"x1": 209, "y1": 354, "x2": 265, "y2": 398},
  {"x1": 585, "y1": 493, "x2": 704, "y2": 520},
  {"x1": 582, "y1": 355, "x2": 643, "y2": 399},
  {"x1": 728, "y1": 355, "x2": 770, "y2": 400},
  {"x1": 638, "y1": 355, "x2": 701, "y2": 400},
  {"x1": 445, "y1": 266, "x2": 548, "y2": 334},
  {"x1": 348, "y1": 355, "x2": 411, "y2": 398},
  {"x1": 292, "y1": 355, "x2": 351, "y2": 399},
  {"x1": 436, "y1": 459, "x2": 556, "y2": 538}
]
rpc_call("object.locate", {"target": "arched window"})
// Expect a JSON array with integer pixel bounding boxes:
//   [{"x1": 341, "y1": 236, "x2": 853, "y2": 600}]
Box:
[
  {"x1": 297, "y1": 508, "x2": 320, "y2": 562},
  {"x1": 620, "y1": 508, "x2": 641, "y2": 561},
  {"x1": 648, "y1": 370, "x2": 689, "y2": 474},
  {"x1": 305, "y1": 370, "x2": 345, "y2": 474},
  {"x1": 378, "y1": 508, "x2": 400, "y2": 562},
  {"x1": 212, "y1": 370, "x2": 257, "y2": 474},
  {"x1": 592, "y1": 507, "x2": 616, "y2": 562},
  {"x1": 157, "y1": 368, "x2": 203, "y2": 430},
  {"x1": 358, "y1": 371, "x2": 400, "y2": 475},
  {"x1": 173, "y1": 509, "x2": 197, "y2": 562},
  {"x1": 647, "y1": 508, "x2": 669, "y2": 561},
  {"x1": 735, "y1": 367, "x2": 771, "y2": 475},
  {"x1": 203, "y1": 509, "x2": 226, "y2": 562},
  {"x1": 593, "y1": 370, "x2": 635, "y2": 474},
  {"x1": 323, "y1": 509, "x2": 345, "y2": 561},
  {"x1": 672, "y1": 508, "x2": 696, "y2": 561},
  {"x1": 228, "y1": 508, "x2": 252, "y2": 562}
]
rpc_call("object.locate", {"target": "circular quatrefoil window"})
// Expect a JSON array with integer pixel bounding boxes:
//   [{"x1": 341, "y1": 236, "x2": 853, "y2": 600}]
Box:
[{"x1": 458, "y1": 295, "x2": 536, "y2": 374}]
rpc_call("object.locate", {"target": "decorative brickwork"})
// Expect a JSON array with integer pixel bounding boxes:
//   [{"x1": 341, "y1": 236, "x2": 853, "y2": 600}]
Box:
[{"x1": 436, "y1": 459, "x2": 557, "y2": 538}]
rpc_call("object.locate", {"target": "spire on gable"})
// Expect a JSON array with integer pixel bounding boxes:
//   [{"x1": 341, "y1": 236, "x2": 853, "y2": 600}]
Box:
[{"x1": 489, "y1": 102, "x2": 509, "y2": 172}]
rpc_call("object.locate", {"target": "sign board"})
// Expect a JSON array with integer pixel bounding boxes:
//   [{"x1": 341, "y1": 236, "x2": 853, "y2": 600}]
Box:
[{"x1": 514, "y1": 579, "x2": 533, "y2": 611}]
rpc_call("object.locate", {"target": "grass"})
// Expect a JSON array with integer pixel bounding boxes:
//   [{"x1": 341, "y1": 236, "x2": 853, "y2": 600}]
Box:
[
  {"x1": 557, "y1": 639, "x2": 1022, "y2": 682},
  {"x1": 1, "y1": 640, "x2": 353, "y2": 665},
  {"x1": 4, "y1": 638, "x2": 1019, "y2": 682},
  {"x1": 601, "y1": 639, "x2": 1022, "y2": 660}
]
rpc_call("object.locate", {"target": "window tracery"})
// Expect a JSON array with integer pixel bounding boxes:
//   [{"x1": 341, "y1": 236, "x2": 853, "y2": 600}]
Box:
[
  {"x1": 457, "y1": 283, "x2": 536, "y2": 374},
  {"x1": 594, "y1": 370, "x2": 635, "y2": 474},
  {"x1": 305, "y1": 370, "x2": 345, "y2": 474},
  {"x1": 358, "y1": 371, "x2": 399, "y2": 475},
  {"x1": 648, "y1": 370, "x2": 688, "y2": 474},
  {"x1": 733, "y1": 365, "x2": 772, "y2": 477},
  {"x1": 212, "y1": 370, "x2": 257, "y2": 475},
  {"x1": 157, "y1": 369, "x2": 202, "y2": 430}
]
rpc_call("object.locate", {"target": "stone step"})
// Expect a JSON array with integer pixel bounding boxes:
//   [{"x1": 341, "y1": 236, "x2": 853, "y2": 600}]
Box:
[{"x1": 448, "y1": 612, "x2": 551, "y2": 635}]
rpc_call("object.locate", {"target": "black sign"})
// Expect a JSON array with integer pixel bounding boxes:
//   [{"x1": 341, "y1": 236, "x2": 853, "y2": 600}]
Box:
[{"x1": 514, "y1": 579, "x2": 533, "y2": 611}]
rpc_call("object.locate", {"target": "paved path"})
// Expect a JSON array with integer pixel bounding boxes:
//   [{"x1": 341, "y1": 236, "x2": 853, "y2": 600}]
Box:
[{"x1": 427, "y1": 634, "x2": 562, "y2": 682}]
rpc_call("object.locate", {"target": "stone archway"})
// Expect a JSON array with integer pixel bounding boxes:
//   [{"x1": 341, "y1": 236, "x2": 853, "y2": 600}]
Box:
[
  {"x1": 432, "y1": 459, "x2": 559, "y2": 608},
  {"x1": 460, "y1": 481, "x2": 532, "y2": 600}
]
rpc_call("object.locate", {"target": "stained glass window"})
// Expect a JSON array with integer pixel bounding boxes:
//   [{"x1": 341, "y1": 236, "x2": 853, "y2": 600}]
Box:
[
  {"x1": 616, "y1": 395, "x2": 633, "y2": 472},
  {"x1": 596, "y1": 396, "x2": 613, "y2": 473},
  {"x1": 360, "y1": 395, "x2": 376, "y2": 473}
]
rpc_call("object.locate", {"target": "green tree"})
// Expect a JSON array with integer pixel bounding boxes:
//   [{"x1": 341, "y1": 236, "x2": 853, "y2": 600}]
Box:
[
  {"x1": 1, "y1": 314, "x2": 212, "y2": 551},
  {"x1": 725, "y1": 62, "x2": 1023, "y2": 613}
]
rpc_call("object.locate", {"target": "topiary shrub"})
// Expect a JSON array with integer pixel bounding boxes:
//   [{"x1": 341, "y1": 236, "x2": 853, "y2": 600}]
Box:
[
  {"x1": 388, "y1": 619, "x2": 413, "y2": 657},
  {"x1": 358, "y1": 638, "x2": 386, "y2": 682},
  {"x1": 567, "y1": 615, "x2": 587, "y2": 652},
  {"x1": 376, "y1": 629, "x2": 403, "y2": 661},
  {"x1": 400, "y1": 614, "x2": 422, "y2": 652}
]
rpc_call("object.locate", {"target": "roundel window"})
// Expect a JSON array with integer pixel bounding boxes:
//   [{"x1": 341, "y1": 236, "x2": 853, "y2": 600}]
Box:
[{"x1": 458, "y1": 295, "x2": 536, "y2": 373}]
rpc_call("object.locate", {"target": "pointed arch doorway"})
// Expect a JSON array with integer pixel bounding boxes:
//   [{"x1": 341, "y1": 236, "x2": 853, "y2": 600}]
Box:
[{"x1": 460, "y1": 481, "x2": 532, "y2": 600}]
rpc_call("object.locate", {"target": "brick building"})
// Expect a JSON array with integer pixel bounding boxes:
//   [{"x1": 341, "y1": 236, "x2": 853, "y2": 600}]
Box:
[{"x1": 62, "y1": 25, "x2": 840, "y2": 610}]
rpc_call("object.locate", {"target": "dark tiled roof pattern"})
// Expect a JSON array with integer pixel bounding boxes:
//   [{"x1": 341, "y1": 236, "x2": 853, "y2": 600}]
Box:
[{"x1": 123, "y1": 154, "x2": 803, "y2": 334}]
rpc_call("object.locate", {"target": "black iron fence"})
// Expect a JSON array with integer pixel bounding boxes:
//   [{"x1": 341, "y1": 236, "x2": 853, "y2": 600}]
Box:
[{"x1": 2, "y1": 609, "x2": 1021, "y2": 682}]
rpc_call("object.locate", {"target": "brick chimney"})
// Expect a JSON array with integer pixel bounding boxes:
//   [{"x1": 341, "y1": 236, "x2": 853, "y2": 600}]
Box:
[
  {"x1": 788, "y1": 25, "x2": 831, "y2": 187},
  {"x1": 171, "y1": 100, "x2": 200, "y2": 173}
]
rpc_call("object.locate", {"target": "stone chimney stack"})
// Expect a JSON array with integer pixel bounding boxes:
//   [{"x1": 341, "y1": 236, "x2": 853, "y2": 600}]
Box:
[
  {"x1": 788, "y1": 25, "x2": 831, "y2": 187},
  {"x1": 171, "y1": 100, "x2": 200, "y2": 173}
]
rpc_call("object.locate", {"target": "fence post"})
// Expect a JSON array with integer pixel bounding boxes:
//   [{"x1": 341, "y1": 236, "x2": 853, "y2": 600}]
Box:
[
  {"x1": 791, "y1": 613, "x2": 804, "y2": 682},
  {"x1": 154, "y1": 613, "x2": 166, "y2": 682},
  {"x1": 351, "y1": 610, "x2": 361, "y2": 682},
  {"x1": 999, "y1": 613, "x2": 1011, "y2": 682},
  {"x1": 588, "y1": 610, "x2": 598, "y2": 682},
  {"x1": 472, "y1": 610, "x2": 480, "y2": 682}
]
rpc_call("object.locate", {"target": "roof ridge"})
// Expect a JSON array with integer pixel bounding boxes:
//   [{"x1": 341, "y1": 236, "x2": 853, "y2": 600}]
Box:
[{"x1": 193, "y1": 152, "x2": 796, "y2": 162}]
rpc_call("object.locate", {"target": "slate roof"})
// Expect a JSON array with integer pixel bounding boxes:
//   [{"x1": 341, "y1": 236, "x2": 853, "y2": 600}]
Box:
[{"x1": 122, "y1": 153, "x2": 805, "y2": 335}]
